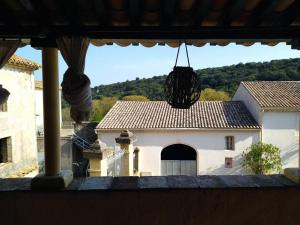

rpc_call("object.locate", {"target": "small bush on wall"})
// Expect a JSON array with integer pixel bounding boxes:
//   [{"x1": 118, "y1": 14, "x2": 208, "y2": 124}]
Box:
[{"x1": 242, "y1": 142, "x2": 283, "y2": 175}]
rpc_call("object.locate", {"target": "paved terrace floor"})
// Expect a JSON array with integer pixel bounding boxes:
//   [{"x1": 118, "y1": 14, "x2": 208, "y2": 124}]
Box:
[{"x1": 0, "y1": 175, "x2": 299, "y2": 225}]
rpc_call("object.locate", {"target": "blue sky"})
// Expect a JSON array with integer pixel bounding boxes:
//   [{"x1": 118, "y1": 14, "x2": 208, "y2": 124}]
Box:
[{"x1": 16, "y1": 43, "x2": 300, "y2": 87}]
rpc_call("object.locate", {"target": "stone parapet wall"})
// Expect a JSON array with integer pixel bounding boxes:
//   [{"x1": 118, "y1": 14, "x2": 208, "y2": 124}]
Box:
[{"x1": 0, "y1": 175, "x2": 299, "y2": 225}]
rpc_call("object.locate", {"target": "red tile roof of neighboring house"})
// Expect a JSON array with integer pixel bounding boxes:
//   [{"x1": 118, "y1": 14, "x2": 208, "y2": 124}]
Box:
[
  {"x1": 242, "y1": 81, "x2": 300, "y2": 109},
  {"x1": 97, "y1": 101, "x2": 260, "y2": 130},
  {"x1": 5, "y1": 55, "x2": 41, "y2": 71}
]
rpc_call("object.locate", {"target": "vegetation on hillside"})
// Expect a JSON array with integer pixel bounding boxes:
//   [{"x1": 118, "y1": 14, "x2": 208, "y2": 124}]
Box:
[
  {"x1": 122, "y1": 95, "x2": 149, "y2": 101},
  {"x1": 62, "y1": 97, "x2": 118, "y2": 123},
  {"x1": 92, "y1": 58, "x2": 300, "y2": 100},
  {"x1": 200, "y1": 88, "x2": 230, "y2": 101}
]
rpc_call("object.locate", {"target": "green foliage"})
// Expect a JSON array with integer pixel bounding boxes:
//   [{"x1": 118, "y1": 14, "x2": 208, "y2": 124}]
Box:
[
  {"x1": 61, "y1": 107, "x2": 72, "y2": 122},
  {"x1": 242, "y1": 142, "x2": 283, "y2": 175},
  {"x1": 199, "y1": 88, "x2": 230, "y2": 101},
  {"x1": 92, "y1": 58, "x2": 300, "y2": 100},
  {"x1": 90, "y1": 97, "x2": 117, "y2": 122},
  {"x1": 122, "y1": 95, "x2": 149, "y2": 101},
  {"x1": 61, "y1": 96, "x2": 69, "y2": 109},
  {"x1": 61, "y1": 97, "x2": 117, "y2": 123}
]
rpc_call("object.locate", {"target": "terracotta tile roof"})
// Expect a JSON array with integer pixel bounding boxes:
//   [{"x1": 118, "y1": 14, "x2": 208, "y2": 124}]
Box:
[
  {"x1": 97, "y1": 101, "x2": 260, "y2": 130},
  {"x1": 242, "y1": 81, "x2": 300, "y2": 109},
  {"x1": 5, "y1": 55, "x2": 41, "y2": 71}
]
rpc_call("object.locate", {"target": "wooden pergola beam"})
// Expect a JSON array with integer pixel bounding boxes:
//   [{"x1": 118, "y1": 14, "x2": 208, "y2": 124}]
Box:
[
  {"x1": 93, "y1": 0, "x2": 110, "y2": 26},
  {"x1": 162, "y1": 0, "x2": 177, "y2": 26},
  {"x1": 246, "y1": 0, "x2": 278, "y2": 27},
  {"x1": 6, "y1": 26, "x2": 299, "y2": 41},
  {"x1": 217, "y1": 0, "x2": 245, "y2": 27},
  {"x1": 192, "y1": 0, "x2": 211, "y2": 27},
  {"x1": 129, "y1": 0, "x2": 140, "y2": 27},
  {"x1": 278, "y1": 1, "x2": 300, "y2": 26}
]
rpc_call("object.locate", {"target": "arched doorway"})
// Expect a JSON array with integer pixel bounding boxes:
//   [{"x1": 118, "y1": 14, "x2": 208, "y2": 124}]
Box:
[{"x1": 161, "y1": 144, "x2": 197, "y2": 176}]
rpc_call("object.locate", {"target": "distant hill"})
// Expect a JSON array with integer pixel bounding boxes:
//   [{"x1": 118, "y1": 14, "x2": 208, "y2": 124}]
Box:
[{"x1": 92, "y1": 58, "x2": 300, "y2": 100}]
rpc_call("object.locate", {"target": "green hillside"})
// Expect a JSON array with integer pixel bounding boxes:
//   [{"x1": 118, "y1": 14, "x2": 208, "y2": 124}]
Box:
[{"x1": 92, "y1": 58, "x2": 300, "y2": 100}]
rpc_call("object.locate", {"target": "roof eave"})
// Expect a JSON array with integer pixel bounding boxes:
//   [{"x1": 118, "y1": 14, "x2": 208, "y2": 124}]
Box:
[
  {"x1": 262, "y1": 107, "x2": 300, "y2": 112},
  {"x1": 96, "y1": 127, "x2": 261, "y2": 132}
]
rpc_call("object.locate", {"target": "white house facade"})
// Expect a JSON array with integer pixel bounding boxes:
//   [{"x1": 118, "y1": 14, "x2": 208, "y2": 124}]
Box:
[
  {"x1": 99, "y1": 129, "x2": 260, "y2": 175},
  {"x1": 35, "y1": 80, "x2": 62, "y2": 134},
  {"x1": 96, "y1": 81, "x2": 300, "y2": 176},
  {"x1": 0, "y1": 55, "x2": 41, "y2": 177},
  {"x1": 96, "y1": 100, "x2": 261, "y2": 176},
  {"x1": 233, "y1": 81, "x2": 299, "y2": 169}
]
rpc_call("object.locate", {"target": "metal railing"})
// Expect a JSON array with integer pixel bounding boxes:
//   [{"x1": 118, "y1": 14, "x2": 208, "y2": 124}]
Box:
[{"x1": 72, "y1": 133, "x2": 93, "y2": 150}]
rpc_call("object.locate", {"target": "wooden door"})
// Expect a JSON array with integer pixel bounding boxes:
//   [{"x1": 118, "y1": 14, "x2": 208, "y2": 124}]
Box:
[{"x1": 161, "y1": 160, "x2": 196, "y2": 176}]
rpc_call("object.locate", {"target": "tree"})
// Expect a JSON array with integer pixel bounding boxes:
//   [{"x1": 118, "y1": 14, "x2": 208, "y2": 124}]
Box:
[
  {"x1": 242, "y1": 142, "x2": 283, "y2": 175},
  {"x1": 199, "y1": 88, "x2": 230, "y2": 101},
  {"x1": 122, "y1": 95, "x2": 149, "y2": 101},
  {"x1": 91, "y1": 97, "x2": 117, "y2": 121},
  {"x1": 61, "y1": 107, "x2": 72, "y2": 123}
]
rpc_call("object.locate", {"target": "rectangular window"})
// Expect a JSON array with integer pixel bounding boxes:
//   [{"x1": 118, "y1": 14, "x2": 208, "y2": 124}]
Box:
[
  {"x1": 225, "y1": 136, "x2": 235, "y2": 150},
  {"x1": 0, "y1": 101, "x2": 7, "y2": 112},
  {"x1": 133, "y1": 148, "x2": 139, "y2": 174},
  {"x1": 225, "y1": 157, "x2": 233, "y2": 168},
  {"x1": 0, "y1": 137, "x2": 12, "y2": 163}
]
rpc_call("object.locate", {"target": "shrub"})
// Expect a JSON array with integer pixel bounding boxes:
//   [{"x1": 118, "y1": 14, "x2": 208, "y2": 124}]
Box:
[{"x1": 242, "y1": 142, "x2": 283, "y2": 175}]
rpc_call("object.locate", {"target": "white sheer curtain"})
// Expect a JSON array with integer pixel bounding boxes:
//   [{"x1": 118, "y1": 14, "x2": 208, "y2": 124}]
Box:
[
  {"x1": 56, "y1": 36, "x2": 92, "y2": 123},
  {"x1": 0, "y1": 40, "x2": 20, "y2": 104}
]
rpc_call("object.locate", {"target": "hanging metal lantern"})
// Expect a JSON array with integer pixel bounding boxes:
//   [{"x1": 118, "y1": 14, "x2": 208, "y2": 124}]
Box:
[
  {"x1": 164, "y1": 41, "x2": 201, "y2": 109},
  {"x1": 0, "y1": 85, "x2": 10, "y2": 104}
]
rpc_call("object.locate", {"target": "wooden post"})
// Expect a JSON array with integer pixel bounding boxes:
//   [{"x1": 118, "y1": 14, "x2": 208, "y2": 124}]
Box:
[
  {"x1": 42, "y1": 48, "x2": 61, "y2": 176},
  {"x1": 31, "y1": 48, "x2": 73, "y2": 189}
]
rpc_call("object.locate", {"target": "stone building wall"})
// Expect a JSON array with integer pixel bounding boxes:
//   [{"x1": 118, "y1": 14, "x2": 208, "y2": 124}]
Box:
[{"x1": 0, "y1": 66, "x2": 38, "y2": 177}]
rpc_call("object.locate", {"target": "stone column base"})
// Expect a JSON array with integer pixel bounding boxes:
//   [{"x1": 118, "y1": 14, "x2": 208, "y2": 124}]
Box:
[
  {"x1": 31, "y1": 170, "x2": 73, "y2": 190},
  {"x1": 284, "y1": 168, "x2": 300, "y2": 184}
]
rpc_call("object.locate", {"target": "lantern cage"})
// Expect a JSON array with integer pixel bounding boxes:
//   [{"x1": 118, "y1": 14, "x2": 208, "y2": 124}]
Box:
[{"x1": 164, "y1": 41, "x2": 201, "y2": 109}]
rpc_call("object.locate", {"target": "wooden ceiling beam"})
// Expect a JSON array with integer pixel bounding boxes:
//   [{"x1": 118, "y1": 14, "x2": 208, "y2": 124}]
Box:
[
  {"x1": 277, "y1": 1, "x2": 300, "y2": 26},
  {"x1": 129, "y1": 0, "x2": 140, "y2": 27},
  {"x1": 0, "y1": 26, "x2": 296, "y2": 41},
  {"x1": 0, "y1": 0, "x2": 26, "y2": 25},
  {"x1": 161, "y1": 0, "x2": 177, "y2": 26},
  {"x1": 246, "y1": 0, "x2": 278, "y2": 27},
  {"x1": 0, "y1": 2, "x2": 17, "y2": 25},
  {"x1": 217, "y1": 0, "x2": 245, "y2": 27},
  {"x1": 93, "y1": 0, "x2": 110, "y2": 26},
  {"x1": 60, "y1": 0, "x2": 81, "y2": 26},
  {"x1": 192, "y1": 0, "x2": 211, "y2": 27},
  {"x1": 20, "y1": 0, "x2": 51, "y2": 25}
]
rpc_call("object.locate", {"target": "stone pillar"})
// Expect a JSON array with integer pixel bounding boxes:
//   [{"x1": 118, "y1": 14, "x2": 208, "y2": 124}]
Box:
[
  {"x1": 88, "y1": 158, "x2": 108, "y2": 177},
  {"x1": 31, "y1": 48, "x2": 73, "y2": 189},
  {"x1": 116, "y1": 130, "x2": 135, "y2": 176},
  {"x1": 83, "y1": 140, "x2": 112, "y2": 176}
]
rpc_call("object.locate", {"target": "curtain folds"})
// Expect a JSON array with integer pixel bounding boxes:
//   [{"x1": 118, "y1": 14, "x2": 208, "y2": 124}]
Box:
[
  {"x1": 56, "y1": 36, "x2": 92, "y2": 123},
  {"x1": 0, "y1": 40, "x2": 20, "y2": 104}
]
